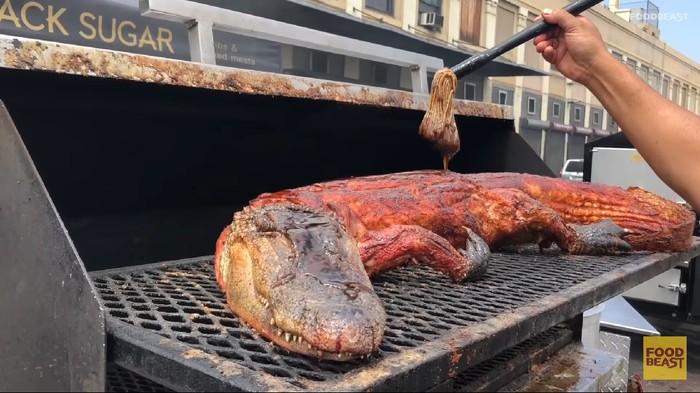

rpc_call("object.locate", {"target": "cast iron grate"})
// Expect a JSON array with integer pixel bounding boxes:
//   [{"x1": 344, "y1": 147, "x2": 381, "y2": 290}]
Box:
[
  {"x1": 106, "y1": 364, "x2": 173, "y2": 393},
  {"x1": 90, "y1": 242, "x2": 698, "y2": 391}
]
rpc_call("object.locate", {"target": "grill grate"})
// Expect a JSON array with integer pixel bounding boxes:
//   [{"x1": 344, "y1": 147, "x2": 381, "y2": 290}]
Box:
[
  {"x1": 453, "y1": 325, "x2": 573, "y2": 392},
  {"x1": 106, "y1": 364, "x2": 173, "y2": 392},
  {"x1": 92, "y1": 241, "x2": 700, "y2": 391}
]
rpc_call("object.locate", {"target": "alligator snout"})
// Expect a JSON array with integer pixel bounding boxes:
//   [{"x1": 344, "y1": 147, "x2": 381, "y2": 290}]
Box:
[
  {"x1": 216, "y1": 204, "x2": 386, "y2": 361},
  {"x1": 267, "y1": 275, "x2": 385, "y2": 360}
]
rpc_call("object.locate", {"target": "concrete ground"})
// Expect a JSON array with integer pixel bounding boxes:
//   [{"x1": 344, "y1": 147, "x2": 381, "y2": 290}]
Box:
[{"x1": 624, "y1": 315, "x2": 700, "y2": 392}]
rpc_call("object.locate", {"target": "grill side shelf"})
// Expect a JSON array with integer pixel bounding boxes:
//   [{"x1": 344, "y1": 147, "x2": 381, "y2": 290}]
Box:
[
  {"x1": 93, "y1": 239, "x2": 700, "y2": 392},
  {"x1": 108, "y1": 320, "x2": 305, "y2": 392}
]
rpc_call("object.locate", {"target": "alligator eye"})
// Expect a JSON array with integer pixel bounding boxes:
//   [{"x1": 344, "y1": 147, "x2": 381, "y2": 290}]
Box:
[{"x1": 254, "y1": 212, "x2": 277, "y2": 233}]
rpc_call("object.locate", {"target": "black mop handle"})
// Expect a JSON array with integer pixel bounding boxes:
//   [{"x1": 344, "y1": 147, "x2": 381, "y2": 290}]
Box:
[{"x1": 451, "y1": 0, "x2": 602, "y2": 79}]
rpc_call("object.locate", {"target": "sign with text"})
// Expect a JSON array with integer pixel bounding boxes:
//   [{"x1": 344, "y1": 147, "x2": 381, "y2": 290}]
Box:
[
  {"x1": 643, "y1": 336, "x2": 687, "y2": 380},
  {"x1": 0, "y1": 0, "x2": 282, "y2": 72},
  {"x1": 213, "y1": 29, "x2": 281, "y2": 73}
]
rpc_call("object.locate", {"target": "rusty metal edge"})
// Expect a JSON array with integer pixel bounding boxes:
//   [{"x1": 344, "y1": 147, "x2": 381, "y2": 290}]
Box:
[
  {"x1": 109, "y1": 320, "x2": 306, "y2": 393},
  {"x1": 0, "y1": 34, "x2": 513, "y2": 120},
  {"x1": 312, "y1": 238, "x2": 700, "y2": 392}
]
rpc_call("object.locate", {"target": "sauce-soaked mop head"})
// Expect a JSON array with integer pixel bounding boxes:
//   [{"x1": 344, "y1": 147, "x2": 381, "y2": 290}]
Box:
[{"x1": 418, "y1": 68, "x2": 460, "y2": 171}]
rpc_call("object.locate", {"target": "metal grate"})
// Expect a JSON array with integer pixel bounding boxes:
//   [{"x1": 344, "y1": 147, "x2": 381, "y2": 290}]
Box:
[
  {"x1": 106, "y1": 364, "x2": 173, "y2": 392},
  {"x1": 91, "y1": 241, "x2": 700, "y2": 391},
  {"x1": 453, "y1": 325, "x2": 573, "y2": 392}
]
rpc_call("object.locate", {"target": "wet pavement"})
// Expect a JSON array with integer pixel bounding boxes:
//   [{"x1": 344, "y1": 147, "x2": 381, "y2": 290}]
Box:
[{"x1": 625, "y1": 315, "x2": 700, "y2": 392}]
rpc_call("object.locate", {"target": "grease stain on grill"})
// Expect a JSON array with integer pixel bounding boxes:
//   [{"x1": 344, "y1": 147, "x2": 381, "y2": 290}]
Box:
[{"x1": 91, "y1": 245, "x2": 693, "y2": 390}]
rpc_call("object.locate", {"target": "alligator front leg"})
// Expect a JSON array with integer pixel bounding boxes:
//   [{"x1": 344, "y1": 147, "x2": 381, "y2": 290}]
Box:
[
  {"x1": 358, "y1": 225, "x2": 490, "y2": 283},
  {"x1": 465, "y1": 188, "x2": 631, "y2": 254}
]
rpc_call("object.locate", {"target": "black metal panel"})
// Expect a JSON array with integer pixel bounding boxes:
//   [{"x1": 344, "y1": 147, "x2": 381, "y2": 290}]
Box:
[
  {"x1": 0, "y1": 101, "x2": 106, "y2": 391},
  {"x1": 90, "y1": 241, "x2": 700, "y2": 392},
  {"x1": 544, "y1": 130, "x2": 566, "y2": 173},
  {"x1": 691, "y1": 257, "x2": 700, "y2": 318},
  {"x1": 0, "y1": 67, "x2": 551, "y2": 272},
  {"x1": 517, "y1": 127, "x2": 542, "y2": 157}
]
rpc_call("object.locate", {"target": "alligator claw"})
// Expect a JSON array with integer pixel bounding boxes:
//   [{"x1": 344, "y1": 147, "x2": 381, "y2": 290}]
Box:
[
  {"x1": 460, "y1": 228, "x2": 491, "y2": 281},
  {"x1": 569, "y1": 218, "x2": 632, "y2": 255}
]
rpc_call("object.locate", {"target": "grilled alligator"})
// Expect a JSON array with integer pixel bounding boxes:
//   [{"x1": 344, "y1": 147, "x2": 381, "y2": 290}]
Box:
[{"x1": 214, "y1": 170, "x2": 695, "y2": 361}]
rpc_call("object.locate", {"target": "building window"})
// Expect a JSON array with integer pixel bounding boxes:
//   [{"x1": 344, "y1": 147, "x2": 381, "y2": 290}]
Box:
[
  {"x1": 672, "y1": 82, "x2": 680, "y2": 103},
  {"x1": 366, "y1": 0, "x2": 394, "y2": 15},
  {"x1": 651, "y1": 70, "x2": 661, "y2": 91},
  {"x1": 418, "y1": 0, "x2": 442, "y2": 14},
  {"x1": 593, "y1": 111, "x2": 600, "y2": 126},
  {"x1": 639, "y1": 64, "x2": 649, "y2": 82},
  {"x1": 498, "y1": 90, "x2": 508, "y2": 105},
  {"x1": 552, "y1": 102, "x2": 561, "y2": 118},
  {"x1": 459, "y1": 0, "x2": 482, "y2": 45},
  {"x1": 574, "y1": 107, "x2": 582, "y2": 122},
  {"x1": 527, "y1": 97, "x2": 536, "y2": 115},
  {"x1": 464, "y1": 82, "x2": 476, "y2": 100},
  {"x1": 662, "y1": 77, "x2": 670, "y2": 97},
  {"x1": 626, "y1": 58, "x2": 636, "y2": 72},
  {"x1": 373, "y1": 63, "x2": 388, "y2": 85},
  {"x1": 691, "y1": 88, "x2": 697, "y2": 113},
  {"x1": 495, "y1": 3, "x2": 517, "y2": 52},
  {"x1": 608, "y1": 115, "x2": 617, "y2": 130},
  {"x1": 310, "y1": 51, "x2": 329, "y2": 73}
]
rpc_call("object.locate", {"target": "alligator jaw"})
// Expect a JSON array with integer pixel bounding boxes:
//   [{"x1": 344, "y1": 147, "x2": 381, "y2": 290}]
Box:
[{"x1": 215, "y1": 204, "x2": 386, "y2": 361}]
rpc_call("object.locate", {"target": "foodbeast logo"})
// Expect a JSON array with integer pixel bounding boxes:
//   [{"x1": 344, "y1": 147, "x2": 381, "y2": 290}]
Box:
[
  {"x1": 643, "y1": 336, "x2": 687, "y2": 380},
  {"x1": 630, "y1": 12, "x2": 689, "y2": 23}
]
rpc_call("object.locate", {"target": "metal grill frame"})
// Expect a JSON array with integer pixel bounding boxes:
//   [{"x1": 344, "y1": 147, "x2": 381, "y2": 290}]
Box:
[
  {"x1": 452, "y1": 325, "x2": 574, "y2": 392},
  {"x1": 93, "y1": 239, "x2": 700, "y2": 392},
  {"x1": 106, "y1": 364, "x2": 173, "y2": 393}
]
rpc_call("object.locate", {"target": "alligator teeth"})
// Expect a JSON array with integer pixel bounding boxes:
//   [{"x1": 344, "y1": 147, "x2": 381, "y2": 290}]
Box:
[
  {"x1": 270, "y1": 318, "x2": 275, "y2": 326},
  {"x1": 276, "y1": 329, "x2": 282, "y2": 336},
  {"x1": 285, "y1": 333, "x2": 291, "y2": 342},
  {"x1": 338, "y1": 353, "x2": 342, "y2": 359},
  {"x1": 307, "y1": 344, "x2": 312, "y2": 349},
  {"x1": 298, "y1": 336, "x2": 303, "y2": 344}
]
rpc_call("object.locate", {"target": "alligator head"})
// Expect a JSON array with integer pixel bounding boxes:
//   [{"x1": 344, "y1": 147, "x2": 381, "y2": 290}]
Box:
[{"x1": 215, "y1": 204, "x2": 386, "y2": 361}]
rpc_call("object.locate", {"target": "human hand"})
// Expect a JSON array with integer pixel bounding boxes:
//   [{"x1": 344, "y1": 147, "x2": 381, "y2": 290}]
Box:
[{"x1": 533, "y1": 9, "x2": 609, "y2": 85}]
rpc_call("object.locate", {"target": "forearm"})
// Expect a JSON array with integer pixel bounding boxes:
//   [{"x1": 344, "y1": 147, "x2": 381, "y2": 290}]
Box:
[{"x1": 584, "y1": 54, "x2": 700, "y2": 210}]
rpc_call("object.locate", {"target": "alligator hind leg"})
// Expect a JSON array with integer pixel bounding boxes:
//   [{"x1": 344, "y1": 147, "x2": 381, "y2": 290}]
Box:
[
  {"x1": 358, "y1": 225, "x2": 490, "y2": 283},
  {"x1": 464, "y1": 188, "x2": 631, "y2": 254}
]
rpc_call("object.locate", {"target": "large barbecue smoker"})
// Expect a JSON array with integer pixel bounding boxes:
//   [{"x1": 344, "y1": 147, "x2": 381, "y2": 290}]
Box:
[{"x1": 2, "y1": 1, "x2": 699, "y2": 392}]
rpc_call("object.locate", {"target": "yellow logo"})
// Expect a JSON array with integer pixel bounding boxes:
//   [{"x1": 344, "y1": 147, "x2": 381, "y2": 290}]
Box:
[{"x1": 643, "y1": 336, "x2": 687, "y2": 380}]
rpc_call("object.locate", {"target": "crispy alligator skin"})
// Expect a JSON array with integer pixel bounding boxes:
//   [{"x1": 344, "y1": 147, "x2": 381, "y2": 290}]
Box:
[{"x1": 214, "y1": 170, "x2": 695, "y2": 361}]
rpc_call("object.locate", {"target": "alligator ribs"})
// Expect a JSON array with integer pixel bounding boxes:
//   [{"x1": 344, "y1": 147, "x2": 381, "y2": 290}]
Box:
[{"x1": 214, "y1": 170, "x2": 695, "y2": 361}]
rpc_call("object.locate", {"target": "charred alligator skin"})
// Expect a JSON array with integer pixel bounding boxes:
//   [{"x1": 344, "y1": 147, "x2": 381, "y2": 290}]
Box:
[{"x1": 214, "y1": 170, "x2": 696, "y2": 361}]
